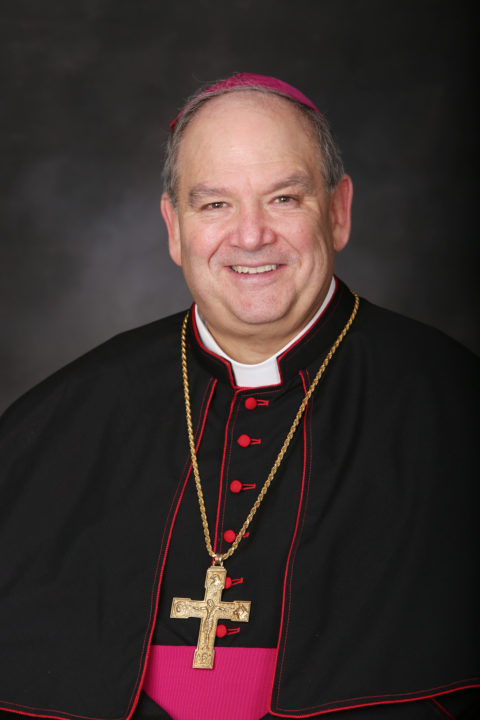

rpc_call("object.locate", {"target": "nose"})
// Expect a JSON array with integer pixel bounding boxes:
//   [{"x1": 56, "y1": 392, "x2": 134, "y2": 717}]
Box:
[{"x1": 232, "y1": 202, "x2": 276, "y2": 250}]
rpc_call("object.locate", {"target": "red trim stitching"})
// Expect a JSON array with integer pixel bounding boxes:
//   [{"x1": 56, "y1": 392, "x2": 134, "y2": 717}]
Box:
[
  {"x1": 431, "y1": 698, "x2": 457, "y2": 720},
  {"x1": 268, "y1": 681, "x2": 480, "y2": 717},
  {"x1": 266, "y1": 352, "x2": 480, "y2": 718},
  {"x1": 191, "y1": 304, "x2": 237, "y2": 388},
  {"x1": 125, "y1": 376, "x2": 218, "y2": 718},
  {"x1": 277, "y1": 277, "x2": 339, "y2": 367},
  {"x1": 0, "y1": 706, "x2": 97, "y2": 720},
  {"x1": 218, "y1": 395, "x2": 243, "y2": 553},
  {"x1": 192, "y1": 280, "x2": 340, "y2": 390},
  {"x1": 270, "y1": 370, "x2": 312, "y2": 711},
  {"x1": 0, "y1": 378, "x2": 218, "y2": 720},
  {"x1": 266, "y1": 683, "x2": 480, "y2": 717},
  {"x1": 213, "y1": 390, "x2": 240, "y2": 554}
]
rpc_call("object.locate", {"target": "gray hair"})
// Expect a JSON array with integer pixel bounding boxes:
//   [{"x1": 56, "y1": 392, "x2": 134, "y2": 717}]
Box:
[{"x1": 162, "y1": 84, "x2": 345, "y2": 207}]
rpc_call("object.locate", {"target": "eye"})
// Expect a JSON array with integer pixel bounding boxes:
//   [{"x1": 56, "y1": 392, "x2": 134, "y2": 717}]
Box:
[
  {"x1": 274, "y1": 195, "x2": 296, "y2": 204},
  {"x1": 204, "y1": 201, "x2": 227, "y2": 210}
]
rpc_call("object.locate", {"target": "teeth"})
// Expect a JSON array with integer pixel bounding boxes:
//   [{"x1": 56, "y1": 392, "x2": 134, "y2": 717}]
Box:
[{"x1": 231, "y1": 264, "x2": 277, "y2": 274}]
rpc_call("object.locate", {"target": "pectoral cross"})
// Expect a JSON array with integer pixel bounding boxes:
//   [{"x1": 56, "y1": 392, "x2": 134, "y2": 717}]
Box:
[{"x1": 170, "y1": 565, "x2": 251, "y2": 669}]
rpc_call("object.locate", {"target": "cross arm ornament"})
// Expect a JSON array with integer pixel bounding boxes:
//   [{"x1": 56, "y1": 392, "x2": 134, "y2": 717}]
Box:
[{"x1": 171, "y1": 565, "x2": 251, "y2": 669}]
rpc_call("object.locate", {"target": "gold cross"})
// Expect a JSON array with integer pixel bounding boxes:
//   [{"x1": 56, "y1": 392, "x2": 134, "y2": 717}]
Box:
[{"x1": 170, "y1": 565, "x2": 251, "y2": 669}]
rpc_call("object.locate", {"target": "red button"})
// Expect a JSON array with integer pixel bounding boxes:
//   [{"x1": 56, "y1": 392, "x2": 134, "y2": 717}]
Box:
[
  {"x1": 245, "y1": 397, "x2": 257, "y2": 410},
  {"x1": 216, "y1": 624, "x2": 227, "y2": 638},
  {"x1": 237, "y1": 434, "x2": 251, "y2": 447},
  {"x1": 230, "y1": 480, "x2": 243, "y2": 494},
  {"x1": 224, "y1": 529, "x2": 236, "y2": 543}
]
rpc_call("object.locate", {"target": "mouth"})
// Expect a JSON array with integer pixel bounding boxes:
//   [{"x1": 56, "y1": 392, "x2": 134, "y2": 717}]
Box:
[{"x1": 230, "y1": 264, "x2": 278, "y2": 275}]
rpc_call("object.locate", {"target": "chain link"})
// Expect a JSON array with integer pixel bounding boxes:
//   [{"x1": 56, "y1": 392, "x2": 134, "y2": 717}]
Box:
[{"x1": 181, "y1": 290, "x2": 360, "y2": 564}]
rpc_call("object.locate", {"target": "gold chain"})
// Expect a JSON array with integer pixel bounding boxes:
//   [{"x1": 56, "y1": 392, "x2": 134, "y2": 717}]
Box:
[{"x1": 181, "y1": 290, "x2": 360, "y2": 565}]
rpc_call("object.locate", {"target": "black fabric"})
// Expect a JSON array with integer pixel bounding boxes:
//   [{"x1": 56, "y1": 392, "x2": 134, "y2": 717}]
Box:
[
  {"x1": 0, "y1": 693, "x2": 173, "y2": 720},
  {"x1": 437, "y1": 687, "x2": 480, "y2": 718},
  {"x1": 153, "y1": 356, "x2": 307, "y2": 648},
  {"x1": 132, "y1": 693, "x2": 173, "y2": 720},
  {"x1": 260, "y1": 688, "x2": 480, "y2": 718},
  {"x1": 0, "y1": 279, "x2": 478, "y2": 719}
]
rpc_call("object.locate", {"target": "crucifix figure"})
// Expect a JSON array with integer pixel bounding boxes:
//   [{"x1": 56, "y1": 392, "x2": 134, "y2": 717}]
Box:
[{"x1": 170, "y1": 565, "x2": 251, "y2": 669}]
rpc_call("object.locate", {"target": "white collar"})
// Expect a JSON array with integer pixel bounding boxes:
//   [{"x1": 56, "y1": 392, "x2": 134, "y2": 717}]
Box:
[{"x1": 194, "y1": 276, "x2": 337, "y2": 388}]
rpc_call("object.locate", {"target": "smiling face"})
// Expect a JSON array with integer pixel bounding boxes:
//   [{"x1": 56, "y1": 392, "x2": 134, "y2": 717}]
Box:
[{"x1": 161, "y1": 91, "x2": 353, "y2": 362}]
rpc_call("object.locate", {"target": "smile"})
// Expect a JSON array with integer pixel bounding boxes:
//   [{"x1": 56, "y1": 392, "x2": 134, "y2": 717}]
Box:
[{"x1": 231, "y1": 264, "x2": 278, "y2": 274}]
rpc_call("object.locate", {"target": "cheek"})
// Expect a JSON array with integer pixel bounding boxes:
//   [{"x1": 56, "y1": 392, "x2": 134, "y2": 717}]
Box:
[
  {"x1": 288, "y1": 225, "x2": 330, "y2": 264},
  {"x1": 179, "y1": 222, "x2": 223, "y2": 265},
  {"x1": 292, "y1": 236, "x2": 334, "y2": 289},
  {"x1": 178, "y1": 234, "x2": 220, "y2": 295}
]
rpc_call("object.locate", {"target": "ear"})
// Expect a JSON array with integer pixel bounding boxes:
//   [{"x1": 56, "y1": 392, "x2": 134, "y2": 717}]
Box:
[
  {"x1": 161, "y1": 192, "x2": 182, "y2": 266},
  {"x1": 329, "y1": 174, "x2": 353, "y2": 253}
]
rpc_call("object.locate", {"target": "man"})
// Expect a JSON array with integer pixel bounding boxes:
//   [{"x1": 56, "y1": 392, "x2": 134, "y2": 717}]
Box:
[{"x1": 0, "y1": 73, "x2": 478, "y2": 720}]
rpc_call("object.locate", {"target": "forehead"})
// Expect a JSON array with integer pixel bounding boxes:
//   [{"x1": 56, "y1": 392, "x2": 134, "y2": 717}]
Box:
[{"x1": 176, "y1": 91, "x2": 321, "y2": 190}]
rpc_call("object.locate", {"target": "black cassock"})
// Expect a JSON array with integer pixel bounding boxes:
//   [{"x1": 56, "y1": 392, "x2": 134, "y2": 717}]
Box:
[{"x1": 0, "y1": 279, "x2": 478, "y2": 719}]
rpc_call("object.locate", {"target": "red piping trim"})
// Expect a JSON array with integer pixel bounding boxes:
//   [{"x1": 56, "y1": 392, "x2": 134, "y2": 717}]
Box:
[
  {"x1": 431, "y1": 698, "x2": 457, "y2": 720},
  {"x1": 124, "y1": 376, "x2": 218, "y2": 719},
  {"x1": 191, "y1": 304, "x2": 238, "y2": 388},
  {"x1": 0, "y1": 379, "x2": 218, "y2": 720},
  {"x1": 0, "y1": 709, "x2": 94, "y2": 720},
  {"x1": 192, "y1": 277, "x2": 339, "y2": 390},
  {"x1": 213, "y1": 390, "x2": 240, "y2": 554},
  {"x1": 3, "y1": 683, "x2": 476, "y2": 720},
  {"x1": 266, "y1": 370, "x2": 480, "y2": 716},
  {"x1": 266, "y1": 682, "x2": 480, "y2": 717},
  {"x1": 269, "y1": 370, "x2": 311, "y2": 711},
  {"x1": 217, "y1": 390, "x2": 256, "y2": 553},
  {"x1": 276, "y1": 276, "x2": 338, "y2": 382}
]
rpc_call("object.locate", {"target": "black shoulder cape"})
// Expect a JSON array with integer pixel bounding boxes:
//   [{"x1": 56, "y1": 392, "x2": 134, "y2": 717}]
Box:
[{"x1": 0, "y1": 280, "x2": 478, "y2": 718}]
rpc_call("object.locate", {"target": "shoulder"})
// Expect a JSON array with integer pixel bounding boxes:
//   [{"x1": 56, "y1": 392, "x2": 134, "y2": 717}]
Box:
[
  {"x1": 348, "y1": 296, "x2": 479, "y2": 428},
  {"x1": 0, "y1": 310, "x2": 188, "y2": 432},
  {"x1": 354, "y1": 296, "x2": 478, "y2": 375}
]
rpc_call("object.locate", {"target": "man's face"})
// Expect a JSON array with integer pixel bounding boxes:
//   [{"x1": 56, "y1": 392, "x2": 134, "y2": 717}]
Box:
[{"x1": 162, "y1": 92, "x2": 352, "y2": 358}]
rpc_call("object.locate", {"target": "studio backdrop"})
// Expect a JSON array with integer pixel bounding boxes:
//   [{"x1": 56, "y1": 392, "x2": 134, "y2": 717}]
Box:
[{"x1": 1, "y1": 0, "x2": 478, "y2": 412}]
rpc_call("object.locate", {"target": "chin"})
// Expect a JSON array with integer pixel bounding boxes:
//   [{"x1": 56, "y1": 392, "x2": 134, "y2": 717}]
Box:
[{"x1": 229, "y1": 307, "x2": 290, "y2": 329}]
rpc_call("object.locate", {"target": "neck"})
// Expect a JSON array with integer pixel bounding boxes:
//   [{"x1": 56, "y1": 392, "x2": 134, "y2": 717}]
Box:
[
  {"x1": 207, "y1": 332, "x2": 295, "y2": 365},
  {"x1": 196, "y1": 277, "x2": 336, "y2": 368}
]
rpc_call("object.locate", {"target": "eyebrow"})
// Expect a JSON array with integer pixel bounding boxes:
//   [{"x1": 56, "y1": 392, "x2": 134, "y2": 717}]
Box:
[
  {"x1": 266, "y1": 173, "x2": 315, "y2": 195},
  {"x1": 187, "y1": 173, "x2": 315, "y2": 207},
  {"x1": 188, "y1": 185, "x2": 230, "y2": 206}
]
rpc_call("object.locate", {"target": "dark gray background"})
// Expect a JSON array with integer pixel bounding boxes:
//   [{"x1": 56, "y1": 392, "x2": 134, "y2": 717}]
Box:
[{"x1": 1, "y1": 0, "x2": 478, "y2": 412}]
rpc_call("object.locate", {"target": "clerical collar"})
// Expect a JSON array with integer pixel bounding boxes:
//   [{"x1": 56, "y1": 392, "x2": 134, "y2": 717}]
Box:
[{"x1": 194, "y1": 276, "x2": 337, "y2": 387}]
